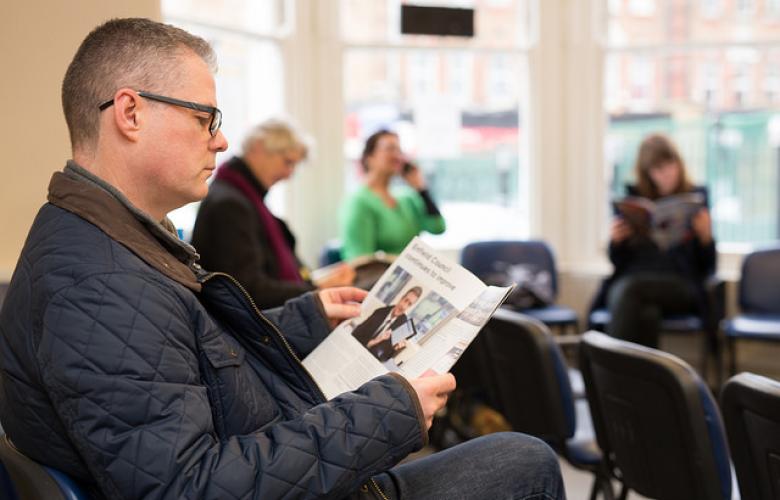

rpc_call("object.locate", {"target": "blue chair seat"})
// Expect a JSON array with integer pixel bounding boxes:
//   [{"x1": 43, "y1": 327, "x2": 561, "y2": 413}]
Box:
[
  {"x1": 566, "y1": 437, "x2": 602, "y2": 466},
  {"x1": 521, "y1": 305, "x2": 578, "y2": 327},
  {"x1": 565, "y1": 399, "x2": 601, "y2": 465},
  {"x1": 461, "y1": 240, "x2": 579, "y2": 334},
  {"x1": 725, "y1": 314, "x2": 780, "y2": 340},
  {"x1": 726, "y1": 246, "x2": 780, "y2": 374},
  {"x1": 0, "y1": 434, "x2": 89, "y2": 499}
]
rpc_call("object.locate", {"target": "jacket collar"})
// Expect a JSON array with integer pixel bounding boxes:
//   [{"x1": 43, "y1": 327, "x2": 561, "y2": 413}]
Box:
[
  {"x1": 47, "y1": 161, "x2": 202, "y2": 292},
  {"x1": 224, "y1": 155, "x2": 268, "y2": 199}
]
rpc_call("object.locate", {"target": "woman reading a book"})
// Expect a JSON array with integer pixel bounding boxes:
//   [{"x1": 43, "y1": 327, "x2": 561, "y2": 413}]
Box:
[
  {"x1": 191, "y1": 119, "x2": 355, "y2": 308},
  {"x1": 591, "y1": 134, "x2": 716, "y2": 347},
  {"x1": 340, "y1": 130, "x2": 446, "y2": 260}
]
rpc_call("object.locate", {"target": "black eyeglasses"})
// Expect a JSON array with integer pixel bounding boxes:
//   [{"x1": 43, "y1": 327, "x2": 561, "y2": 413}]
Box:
[{"x1": 99, "y1": 91, "x2": 222, "y2": 137}]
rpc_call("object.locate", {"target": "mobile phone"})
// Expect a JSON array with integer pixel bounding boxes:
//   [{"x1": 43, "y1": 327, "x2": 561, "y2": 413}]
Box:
[{"x1": 402, "y1": 161, "x2": 414, "y2": 174}]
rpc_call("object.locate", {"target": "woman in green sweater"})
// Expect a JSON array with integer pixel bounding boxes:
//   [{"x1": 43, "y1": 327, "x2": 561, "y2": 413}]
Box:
[{"x1": 340, "y1": 129, "x2": 446, "y2": 260}]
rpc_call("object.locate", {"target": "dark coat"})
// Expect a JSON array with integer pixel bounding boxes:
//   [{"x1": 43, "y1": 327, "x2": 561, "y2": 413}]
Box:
[
  {"x1": 191, "y1": 156, "x2": 315, "y2": 309},
  {"x1": 0, "y1": 163, "x2": 426, "y2": 499},
  {"x1": 590, "y1": 185, "x2": 717, "y2": 318}
]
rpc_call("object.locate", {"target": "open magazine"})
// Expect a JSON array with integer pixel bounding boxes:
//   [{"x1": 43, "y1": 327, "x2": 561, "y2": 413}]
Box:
[
  {"x1": 613, "y1": 192, "x2": 705, "y2": 250},
  {"x1": 303, "y1": 237, "x2": 513, "y2": 400}
]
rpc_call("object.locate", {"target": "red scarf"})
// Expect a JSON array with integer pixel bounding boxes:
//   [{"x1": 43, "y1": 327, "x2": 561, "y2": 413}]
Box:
[{"x1": 214, "y1": 165, "x2": 304, "y2": 283}]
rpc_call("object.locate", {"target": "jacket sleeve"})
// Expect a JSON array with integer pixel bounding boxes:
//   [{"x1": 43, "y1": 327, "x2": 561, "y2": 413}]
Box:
[
  {"x1": 261, "y1": 292, "x2": 332, "y2": 358},
  {"x1": 192, "y1": 196, "x2": 315, "y2": 309},
  {"x1": 38, "y1": 272, "x2": 425, "y2": 500}
]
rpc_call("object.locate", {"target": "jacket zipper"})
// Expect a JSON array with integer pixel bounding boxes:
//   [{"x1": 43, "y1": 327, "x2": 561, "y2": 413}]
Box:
[
  {"x1": 201, "y1": 271, "x2": 390, "y2": 500},
  {"x1": 199, "y1": 271, "x2": 327, "y2": 403},
  {"x1": 370, "y1": 478, "x2": 390, "y2": 500}
]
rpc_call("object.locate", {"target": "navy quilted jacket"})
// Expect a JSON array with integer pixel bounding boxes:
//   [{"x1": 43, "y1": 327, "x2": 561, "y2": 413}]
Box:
[{"x1": 0, "y1": 164, "x2": 426, "y2": 499}]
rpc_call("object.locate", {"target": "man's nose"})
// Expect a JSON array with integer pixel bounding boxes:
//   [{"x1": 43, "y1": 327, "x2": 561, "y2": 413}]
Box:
[{"x1": 211, "y1": 130, "x2": 228, "y2": 152}]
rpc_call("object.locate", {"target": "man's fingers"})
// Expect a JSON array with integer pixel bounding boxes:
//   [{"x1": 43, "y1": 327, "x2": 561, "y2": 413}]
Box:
[{"x1": 326, "y1": 303, "x2": 362, "y2": 319}]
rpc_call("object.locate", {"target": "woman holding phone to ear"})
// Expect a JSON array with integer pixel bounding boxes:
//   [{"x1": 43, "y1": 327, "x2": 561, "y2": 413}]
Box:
[{"x1": 340, "y1": 129, "x2": 446, "y2": 260}]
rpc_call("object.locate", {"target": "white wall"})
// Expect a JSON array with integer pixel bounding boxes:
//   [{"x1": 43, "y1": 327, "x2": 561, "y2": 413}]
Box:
[{"x1": 0, "y1": 0, "x2": 160, "y2": 280}]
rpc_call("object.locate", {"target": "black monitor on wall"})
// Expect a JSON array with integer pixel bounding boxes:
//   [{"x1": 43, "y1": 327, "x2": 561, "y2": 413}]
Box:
[{"x1": 400, "y1": 5, "x2": 475, "y2": 38}]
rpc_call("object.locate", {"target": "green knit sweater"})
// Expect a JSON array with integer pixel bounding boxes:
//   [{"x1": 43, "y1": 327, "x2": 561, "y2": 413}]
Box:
[{"x1": 340, "y1": 185, "x2": 446, "y2": 260}]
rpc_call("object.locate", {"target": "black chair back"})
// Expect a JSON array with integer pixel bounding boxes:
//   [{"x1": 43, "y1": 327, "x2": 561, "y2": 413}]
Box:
[
  {"x1": 0, "y1": 434, "x2": 88, "y2": 499},
  {"x1": 721, "y1": 372, "x2": 780, "y2": 500},
  {"x1": 480, "y1": 308, "x2": 574, "y2": 441},
  {"x1": 580, "y1": 331, "x2": 732, "y2": 500},
  {"x1": 740, "y1": 246, "x2": 780, "y2": 314},
  {"x1": 461, "y1": 240, "x2": 560, "y2": 297}
]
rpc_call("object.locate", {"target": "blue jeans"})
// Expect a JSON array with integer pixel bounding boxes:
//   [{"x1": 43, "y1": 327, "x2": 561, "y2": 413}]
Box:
[{"x1": 373, "y1": 432, "x2": 565, "y2": 499}]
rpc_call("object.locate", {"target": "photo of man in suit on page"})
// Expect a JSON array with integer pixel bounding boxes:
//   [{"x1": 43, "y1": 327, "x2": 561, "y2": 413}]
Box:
[{"x1": 351, "y1": 286, "x2": 423, "y2": 361}]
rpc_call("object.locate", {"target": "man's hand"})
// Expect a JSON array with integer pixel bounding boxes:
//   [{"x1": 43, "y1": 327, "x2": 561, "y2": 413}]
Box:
[
  {"x1": 401, "y1": 161, "x2": 426, "y2": 190},
  {"x1": 318, "y1": 287, "x2": 368, "y2": 328},
  {"x1": 366, "y1": 330, "x2": 391, "y2": 349},
  {"x1": 409, "y1": 373, "x2": 456, "y2": 430}
]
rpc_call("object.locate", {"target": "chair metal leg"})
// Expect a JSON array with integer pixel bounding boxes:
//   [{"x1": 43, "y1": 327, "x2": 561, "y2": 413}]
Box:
[
  {"x1": 588, "y1": 462, "x2": 616, "y2": 500},
  {"x1": 587, "y1": 472, "x2": 615, "y2": 500}
]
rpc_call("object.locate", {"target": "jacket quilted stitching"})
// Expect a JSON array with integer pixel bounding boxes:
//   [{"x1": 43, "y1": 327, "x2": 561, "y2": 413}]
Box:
[{"x1": 0, "y1": 165, "x2": 426, "y2": 499}]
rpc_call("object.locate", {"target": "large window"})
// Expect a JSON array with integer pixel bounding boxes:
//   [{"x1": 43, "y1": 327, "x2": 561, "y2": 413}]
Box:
[
  {"x1": 162, "y1": 0, "x2": 290, "y2": 237},
  {"x1": 604, "y1": 0, "x2": 780, "y2": 247},
  {"x1": 341, "y1": 0, "x2": 533, "y2": 248}
]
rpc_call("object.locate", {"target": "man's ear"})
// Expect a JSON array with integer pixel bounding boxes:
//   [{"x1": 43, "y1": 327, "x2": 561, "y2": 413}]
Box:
[{"x1": 111, "y1": 89, "x2": 142, "y2": 142}]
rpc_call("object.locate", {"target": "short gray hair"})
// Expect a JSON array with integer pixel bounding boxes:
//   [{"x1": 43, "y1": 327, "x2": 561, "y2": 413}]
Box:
[
  {"x1": 62, "y1": 18, "x2": 216, "y2": 153},
  {"x1": 241, "y1": 118, "x2": 311, "y2": 159}
]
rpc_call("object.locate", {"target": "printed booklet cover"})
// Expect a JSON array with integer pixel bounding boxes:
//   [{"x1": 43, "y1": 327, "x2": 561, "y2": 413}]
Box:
[{"x1": 303, "y1": 237, "x2": 512, "y2": 400}]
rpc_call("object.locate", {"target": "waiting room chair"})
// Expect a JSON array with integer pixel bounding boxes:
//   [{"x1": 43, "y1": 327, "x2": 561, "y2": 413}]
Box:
[
  {"x1": 579, "y1": 331, "x2": 732, "y2": 500},
  {"x1": 587, "y1": 274, "x2": 725, "y2": 384},
  {"x1": 479, "y1": 310, "x2": 613, "y2": 499},
  {"x1": 721, "y1": 372, "x2": 780, "y2": 500},
  {"x1": 0, "y1": 434, "x2": 89, "y2": 500},
  {"x1": 318, "y1": 240, "x2": 342, "y2": 267},
  {"x1": 723, "y1": 245, "x2": 780, "y2": 375},
  {"x1": 460, "y1": 240, "x2": 579, "y2": 334}
]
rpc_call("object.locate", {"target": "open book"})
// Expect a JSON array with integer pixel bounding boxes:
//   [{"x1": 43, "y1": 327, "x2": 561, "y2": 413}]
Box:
[
  {"x1": 613, "y1": 192, "x2": 705, "y2": 250},
  {"x1": 303, "y1": 237, "x2": 513, "y2": 400}
]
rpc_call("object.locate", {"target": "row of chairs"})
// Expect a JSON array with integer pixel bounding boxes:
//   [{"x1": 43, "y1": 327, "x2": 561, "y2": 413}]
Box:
[
  {"x1": 466, "y1": 310, "x2": 780, "y2": 499},
  {"x1": 459, "y1": 240, "x2": 780, "y2": 381}
]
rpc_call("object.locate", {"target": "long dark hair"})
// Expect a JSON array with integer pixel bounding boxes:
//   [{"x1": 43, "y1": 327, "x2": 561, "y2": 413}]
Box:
[
  {"x1": 634, "y1": 134, "x2": 693, "y2": 199},
  {"x1": 360, "y1": 129, "x2": 398, "y2": 172}
]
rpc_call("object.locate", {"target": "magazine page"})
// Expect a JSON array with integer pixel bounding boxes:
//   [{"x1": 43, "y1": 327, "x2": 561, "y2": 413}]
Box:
[
  {"x1": 612, "y1": 196, "x2": 654, "y2": 235},
  {"x1": 650, "y1": 192, "x2": 704, "y2": 250},
  {"x1": 303, "y1": 237, "x2": 510, "y2": 400},
  {"x1": 613, "y1": 193, "x2": 705, "y2": 250}
]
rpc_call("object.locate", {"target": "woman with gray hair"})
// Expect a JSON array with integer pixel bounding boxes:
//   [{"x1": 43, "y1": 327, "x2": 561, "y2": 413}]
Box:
[{"x1": 192, "y1": 118, "x2": 354, "y2": 308}]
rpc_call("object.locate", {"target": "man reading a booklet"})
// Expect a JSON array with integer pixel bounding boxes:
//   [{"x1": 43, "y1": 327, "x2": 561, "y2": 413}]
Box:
[{"x1": 0, "y1": 18, "x2": 564, "y2": 499}]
